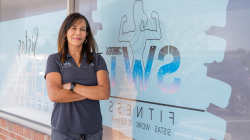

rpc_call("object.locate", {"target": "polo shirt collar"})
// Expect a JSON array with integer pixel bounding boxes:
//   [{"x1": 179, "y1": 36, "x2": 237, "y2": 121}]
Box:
[
  {"x1": 66, "y1": 52, "x2": 71, "y2": 58},
  {"x1": 66, "y1": 51, "x2": 87, "y2": 58}
]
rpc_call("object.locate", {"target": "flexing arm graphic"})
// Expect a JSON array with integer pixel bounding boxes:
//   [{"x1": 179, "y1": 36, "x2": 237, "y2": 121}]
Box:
[{"x1": 140, "y1": 11, "x2": 162, "y2": 39}]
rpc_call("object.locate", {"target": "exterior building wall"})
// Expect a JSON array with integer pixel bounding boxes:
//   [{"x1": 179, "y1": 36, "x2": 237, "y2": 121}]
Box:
[{"x1": 0, "y1": 119, "x2": 51, "y2": 140}]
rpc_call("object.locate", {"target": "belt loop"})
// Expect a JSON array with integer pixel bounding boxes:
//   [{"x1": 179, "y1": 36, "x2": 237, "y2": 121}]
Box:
[{"x1": 81, "y1": 134, "x2": 85, "y2": 140}]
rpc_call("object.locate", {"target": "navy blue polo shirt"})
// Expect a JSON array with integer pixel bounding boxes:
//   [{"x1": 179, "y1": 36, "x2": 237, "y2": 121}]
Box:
[{"x1": 44, "y1": 52, "x2": 108, "y2": 134}]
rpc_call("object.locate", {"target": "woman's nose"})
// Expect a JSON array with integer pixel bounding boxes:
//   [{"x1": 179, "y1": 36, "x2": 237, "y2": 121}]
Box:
[{"x1": 75, "y1": 29, "x2": 81, "y2": 35}]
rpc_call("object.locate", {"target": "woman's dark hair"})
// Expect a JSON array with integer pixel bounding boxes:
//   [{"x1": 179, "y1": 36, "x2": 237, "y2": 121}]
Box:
[{"x1": 58, "y1": 12, "x2": 98, "y2": 65}]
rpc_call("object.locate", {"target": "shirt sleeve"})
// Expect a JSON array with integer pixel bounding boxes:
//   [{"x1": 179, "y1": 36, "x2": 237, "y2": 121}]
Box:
[
  {"x1": 96, "y1": 54, "x2": 109, "y2": 74},
  {"x1": 44, "y1": 55, "x2": 61, "y2": 79}
]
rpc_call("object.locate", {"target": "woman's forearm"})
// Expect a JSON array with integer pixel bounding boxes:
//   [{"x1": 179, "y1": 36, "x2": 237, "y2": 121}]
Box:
[
  {"x1": 73, "y1": 84, "x2": 110, "y2": 100},
  {"x1": 61, "y1": 70, "x2": 110, "y2": 101},
  {"x1": 50, "y1": 88, "x2": 86, "y2": 103}
]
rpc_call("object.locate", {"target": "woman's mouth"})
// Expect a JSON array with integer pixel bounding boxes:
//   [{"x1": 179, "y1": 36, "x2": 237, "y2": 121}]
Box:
[{"x1": 74, "y1": 38, "x2": 81, "y2": 40}]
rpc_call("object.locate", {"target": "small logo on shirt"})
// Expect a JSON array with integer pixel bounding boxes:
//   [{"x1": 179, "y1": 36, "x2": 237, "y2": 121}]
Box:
[
  {"x1": 60, "y1": 62, "x2": 72, "y2": 68},
  {"x1": 90, "y1": 63, "x2": 94, "y2": 67}
]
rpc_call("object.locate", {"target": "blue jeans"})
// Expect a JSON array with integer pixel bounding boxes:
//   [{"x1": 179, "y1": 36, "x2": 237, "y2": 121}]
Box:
[{"x1": 51, "y1": 126, "x2": 103, "y2": 140}]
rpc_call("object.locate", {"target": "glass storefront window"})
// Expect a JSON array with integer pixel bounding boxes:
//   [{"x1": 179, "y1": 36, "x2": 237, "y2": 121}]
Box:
[
  {"x1": 0, "y1": 0, "x2": 67, "y2": 126},
  {"x1": 76, "y1": 0, "x2": 250, "y2": 139}
]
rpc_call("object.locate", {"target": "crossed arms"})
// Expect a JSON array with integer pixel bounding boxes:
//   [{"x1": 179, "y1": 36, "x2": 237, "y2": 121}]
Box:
[{"x1": 46, "y1": 70, "x2": 110, "y2": 103}]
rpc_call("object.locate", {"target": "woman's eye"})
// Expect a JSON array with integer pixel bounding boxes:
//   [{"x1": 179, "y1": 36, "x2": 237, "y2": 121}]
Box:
[
  {"x1": 71, "y1": 28, "x2": 76, "y2": 30},
  {"x1": 81, "y1": 29, "x2": 85, "y2": 31}
]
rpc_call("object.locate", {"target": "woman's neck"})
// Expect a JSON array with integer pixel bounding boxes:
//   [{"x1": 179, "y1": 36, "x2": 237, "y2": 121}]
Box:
[{"x1": 68, "y1": 44, "x2": 82, "y2": 57}]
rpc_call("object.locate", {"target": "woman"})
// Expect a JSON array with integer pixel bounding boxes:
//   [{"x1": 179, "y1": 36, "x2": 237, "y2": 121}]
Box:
[{"x1": 44, "y1": 13, "x2": 110, "y2": 140}]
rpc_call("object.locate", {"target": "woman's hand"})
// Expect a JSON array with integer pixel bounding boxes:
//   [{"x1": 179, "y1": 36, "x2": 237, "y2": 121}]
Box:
[
  {"x1": 62, "y1": 83, "x2": 71, "y2": 90},
  {"x1": 73, "y1": 70, "x2": 110, "y2": 100},
  {"x1": 46, "y1": 73, "x2": 86, "y2": 103}
]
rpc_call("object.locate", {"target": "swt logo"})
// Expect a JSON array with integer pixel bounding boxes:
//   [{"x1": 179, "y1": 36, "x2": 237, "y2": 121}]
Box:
[{"x1": 106, "y1": 0, "x2": 181, "y2": 94}]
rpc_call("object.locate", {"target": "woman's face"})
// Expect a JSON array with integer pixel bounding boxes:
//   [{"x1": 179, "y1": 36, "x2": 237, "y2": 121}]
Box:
[{"x1": 66, "y1": 19, "x2": 88, "y2": 48}]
